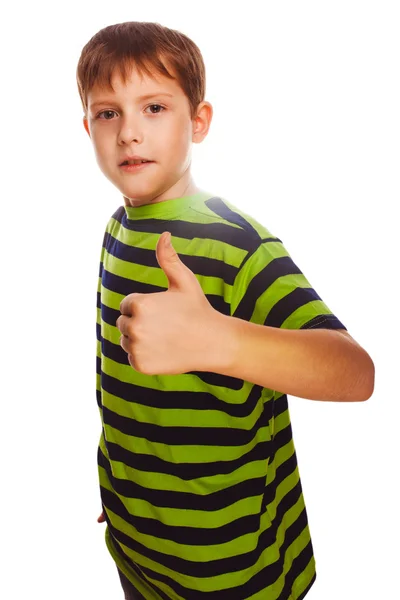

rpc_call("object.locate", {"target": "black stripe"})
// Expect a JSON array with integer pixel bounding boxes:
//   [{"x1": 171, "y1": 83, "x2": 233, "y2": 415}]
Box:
[
  {"x1": 274, "y1": 393, "x2": 290, "y2": 418},
  {"x1": 101, "y1": 485, "x2": 263, "y2": 546},
  {"x1": 100, "y1": 269, "x2": 230, "y2": 320},
  {"x1": 99, "y1": 446, "x2": 266, "y2": 512},
  {"x1": 101, "y1": 403, "x2": 269, "y2": 447},
  {"x1": 262, "y1": 444, "x2": 298, "y2": 510},
  {"x1": 118, "y1": 210, "x2": 258, "y2": 252},
  {"x1": 266, "y1": 287, "x2": 322, "y2": 328},
  {"x1": 99, "y1": 332, "x2": 243, "y2": 391},
  {"x1": 105, "y1": 435, "x2": 272, "y2": 480},
  {"x1": 234, "y1": 256, "x2": 317, "y2": 322},
  {"x1": 104, "y1": 228, "x2": 238, "y2": 283},
  {"x1": 96, "y1": 352, "x2": 101, "y2": 375},
  {"x1": 96, "y1": 387, "x2": 102, "y2": 409},
  {"x1": 99, "y1": 368, "x2": 269, "y2": 416},
  {"x1": 108, "y1": 532, "x2": 172, "y2": 600},
  {"x1": 301, "y1": 313, "x2": 347, "y2": 330},
  {"x1": 203, "y1": 197, "x2": 260, "y2": 241},
  {"x1": 278, "y1": 540, "x2": 316, "y2": 599}
]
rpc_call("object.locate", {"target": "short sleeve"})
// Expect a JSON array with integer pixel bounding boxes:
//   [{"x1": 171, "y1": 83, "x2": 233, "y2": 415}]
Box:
[{"x1": 229, "y1": 236, "x2": 347, "y2": 332}]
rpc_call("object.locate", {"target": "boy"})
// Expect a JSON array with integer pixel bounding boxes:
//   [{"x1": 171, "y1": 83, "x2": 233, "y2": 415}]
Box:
[{"x1": 77, "y1": 21, "x2": 374, "y2": 600}]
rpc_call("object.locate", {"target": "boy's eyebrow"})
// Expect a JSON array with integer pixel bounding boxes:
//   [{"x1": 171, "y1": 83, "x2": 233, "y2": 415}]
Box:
[{"x1": 89, "y1": 93, "x2": 174, "y2": 109}]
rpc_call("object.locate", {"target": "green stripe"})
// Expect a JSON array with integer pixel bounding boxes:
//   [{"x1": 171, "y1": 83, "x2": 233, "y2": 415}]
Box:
[
  {"x1": 100, "y1": 421, "x2": 270, "y2": 463},
  {"x1": 99, "y1": 464, "x2": 264, "y2": 528},
  {"x1": 100, "y1": 353, "x2": 261, "y2": 405},
  {"x1": 101, "y1": 387, "x2": 267, "y2": 428}
]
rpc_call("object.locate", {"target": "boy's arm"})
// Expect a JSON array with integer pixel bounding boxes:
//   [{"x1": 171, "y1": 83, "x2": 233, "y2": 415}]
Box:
[{"x1": 210, "y1": 314, "x2": 375, "y2": 402}]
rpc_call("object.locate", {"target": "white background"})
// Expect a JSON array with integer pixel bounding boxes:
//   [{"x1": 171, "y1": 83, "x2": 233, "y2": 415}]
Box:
[{"x1": 1, "y1": 1, "x2": 398, "y2": 598}]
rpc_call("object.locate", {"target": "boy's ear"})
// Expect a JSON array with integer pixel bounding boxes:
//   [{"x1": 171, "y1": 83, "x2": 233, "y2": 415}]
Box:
[
  {"x1": 192, "y1": 101, "x2": 213, "y2": 144},
  {"x1": 83, "y1": 117, "x2": 91, "y2": 138}
]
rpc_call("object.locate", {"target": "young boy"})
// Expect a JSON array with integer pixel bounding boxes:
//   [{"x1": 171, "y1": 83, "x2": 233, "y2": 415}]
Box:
[{"x1": 77, "y1": 21, "x2": 374, "y2": 600}]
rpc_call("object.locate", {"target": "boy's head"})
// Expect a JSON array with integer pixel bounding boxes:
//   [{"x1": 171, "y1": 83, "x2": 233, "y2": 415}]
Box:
[{"x1": 76, "y1": 21, "x2": 212, "y2": 207}]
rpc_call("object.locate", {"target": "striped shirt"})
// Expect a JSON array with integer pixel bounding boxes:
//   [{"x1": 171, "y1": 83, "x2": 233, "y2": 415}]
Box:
[{"x1": 96, "y1": 190, "x2": 347, "y2": 599}]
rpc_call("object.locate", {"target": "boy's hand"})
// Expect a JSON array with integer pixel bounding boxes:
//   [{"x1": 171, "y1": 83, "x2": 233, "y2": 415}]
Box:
[
  {"x1": 97, "y1": 511, "x2": 105, "y2": 523},
  {"x1": 116, "y1": 232, "x2": 225, "y2": 376}
]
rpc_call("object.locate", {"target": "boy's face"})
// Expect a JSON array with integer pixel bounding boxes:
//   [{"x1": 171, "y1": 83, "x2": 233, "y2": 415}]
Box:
[{"x1": 83, "y1": 62, "x2": 211, "y2": 207}]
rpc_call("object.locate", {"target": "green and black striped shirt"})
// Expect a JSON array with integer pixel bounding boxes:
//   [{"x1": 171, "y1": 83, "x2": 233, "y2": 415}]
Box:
[{"x1": 96, "y1": 190, "x2": 346, "y2": 599}]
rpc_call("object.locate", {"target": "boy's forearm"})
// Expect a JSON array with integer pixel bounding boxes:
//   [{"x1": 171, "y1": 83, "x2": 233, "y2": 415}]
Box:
[{"x1": 208, "y1": 314, "x2": 375, "y2": 402}]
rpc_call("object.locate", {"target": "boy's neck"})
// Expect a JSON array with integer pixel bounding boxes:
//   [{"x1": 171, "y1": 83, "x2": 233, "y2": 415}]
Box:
[{"x1": 123, "y1": 180, "x2": 201, "y2": 208}]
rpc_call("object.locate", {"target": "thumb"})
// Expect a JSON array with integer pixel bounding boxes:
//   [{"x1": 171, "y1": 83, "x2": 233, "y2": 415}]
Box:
[
  {"x1": 97, "y1": 510, "x2": 106, "y2": 523},
  {"x1": 156, "y1": 232, "x2": 198, "y2": 291}
]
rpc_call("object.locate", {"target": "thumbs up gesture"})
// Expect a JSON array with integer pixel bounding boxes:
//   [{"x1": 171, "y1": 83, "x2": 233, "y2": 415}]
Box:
[{"x1": 116, "y1": 232, "x2": 227, "y2": 376}]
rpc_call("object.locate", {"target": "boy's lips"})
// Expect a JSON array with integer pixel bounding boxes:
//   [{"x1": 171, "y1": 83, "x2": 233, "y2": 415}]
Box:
[
  {"x1": 119, "y1": 161, "x2": 154, "y2": 172},
  {"x1": 119, "y1": 155, "x2": 153, "y2": 165}
]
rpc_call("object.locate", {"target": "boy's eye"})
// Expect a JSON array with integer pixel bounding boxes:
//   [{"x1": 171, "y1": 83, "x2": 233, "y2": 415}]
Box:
[
  {"x1": 97, "y1": 110, "x2": 117, "y2": 120},
  {"x1": 96, "y1": 104, "x2": 165, "y2": 120},
  {"x1": 145, "y1": 104, "x2": 165, "y2": 114}
]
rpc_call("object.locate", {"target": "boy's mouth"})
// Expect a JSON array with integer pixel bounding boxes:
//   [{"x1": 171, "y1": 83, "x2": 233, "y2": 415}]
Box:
[
  {"x1": 119, "y1": 161, "x2": 154, "y2": 172},
  {"x1": 120, "y1": 160, "x2": 154, "y2": 166}
]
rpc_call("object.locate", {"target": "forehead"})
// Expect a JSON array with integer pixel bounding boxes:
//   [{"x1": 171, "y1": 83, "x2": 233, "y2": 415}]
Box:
[{"x1": 88, "y1": 62, "x2": 183, "y2": 103}]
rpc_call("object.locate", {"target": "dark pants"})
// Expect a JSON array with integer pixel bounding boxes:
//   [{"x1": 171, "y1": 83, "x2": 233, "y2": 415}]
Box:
[{"x1": 117, "y1": 568, "x2": 147, "y2": 600}]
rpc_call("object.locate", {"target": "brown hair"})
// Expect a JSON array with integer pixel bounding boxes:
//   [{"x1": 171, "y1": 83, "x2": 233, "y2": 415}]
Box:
[{"x1": 76, "y1": 21, "x2": 206, "y2": 120}]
